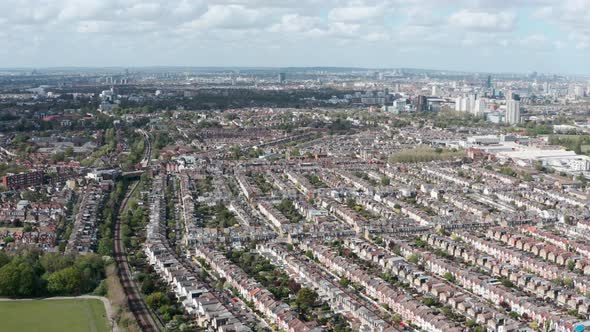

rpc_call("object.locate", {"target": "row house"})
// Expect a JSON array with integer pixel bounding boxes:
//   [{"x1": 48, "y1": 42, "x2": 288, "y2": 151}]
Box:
[
  {"x1": 303, "y1": 242, "x2": 462, "y2": 332},
  {"x1": 427, "y1": 233, "x2": 590, "y2": 318},
  {"x1": 317, "y1": 197, "x2": 367, "y2": 233},
  {"x1": 144, "y1": 176, "x2": 250, "y2": 332},
  {"x1": 284, "y1": 171, "x2": 314, "y2": 196},
  {"x1": 333, "y1": 170, "x2": 375, "y2": 196},
  {"x1": 257, "y1": 201, "x2": 295, "y2": 234},
  {"x1": 421, "y1": 167, "x2": 471, "y2": 188},
  {"x1": 443, "y1": 194, "x2": 489, "y2": 217},
  {"x1": 145, "y1": 242, "x2": 250, "y2": 332},
  {"x1": 194, "y1": 246, "x2": 322, "y2": 332},
  {"x1": 534, "y1": 188, "x2": 586, "y2": 208},
  {"x1": 488, "y1": 227, "x2": 590, "y2": 274},
  {"x1": 459, "y1": 231, "x2": 590, "y2": 295},
  {"x1": 235, "y1": 173, "x2": 261, "y2": 201},
  {"x1": 344, "y1": 238, "x2": 520, "y2": 331},
  {"x1": 258, "y1": 242, "x2": 396, "y2": 332},
  {"x1": 423, "y1": 243, "x2": 578, "y2": 332},
  {"x1": 65, "y1": 184, "x2": 105, "y2": 254}
]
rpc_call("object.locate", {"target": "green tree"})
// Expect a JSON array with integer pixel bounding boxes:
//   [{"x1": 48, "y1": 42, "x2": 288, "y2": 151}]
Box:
[
  {"x1": 0, "y1": 252, "x2": 10, "y2": 269},
  {"x1": 0, "y1": 260, "x2": 37, "y2": 297},
  {"x1": 339, "y1": 278, "x2": 350, "y2": 288},
  {"x1": 443, "y1": 272, "x2": 455, "y2": 283},
  {"x1": 296, "y1": 287, "x2": 318, "y2": 311},
  {"x1": 47, "y1": 267, "x2": 82, "y2": 295},
  {"x1": 40, "y1": 253, "x2": 75, "y2": 274},
  {"x1": 146, "y1": 292, "x2": 170, "y2": 309}
]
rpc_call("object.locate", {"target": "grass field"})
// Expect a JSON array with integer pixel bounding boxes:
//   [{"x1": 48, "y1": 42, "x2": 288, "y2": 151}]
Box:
[{"x1": 0, "y1": 299, "x2": 109, "y2": 332}]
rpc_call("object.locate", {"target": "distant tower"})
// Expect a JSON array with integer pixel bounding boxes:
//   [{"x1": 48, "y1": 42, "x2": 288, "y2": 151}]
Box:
[
  {"x1": 278, "y1": 72, "x2": 286, "y2": 84},
  {"x1": 486, "y1": 75, "x2": 492, "y2": 89},
  {"x1": 506, "y1": 99, "x2": 521, "y2": 125},
  {"x1": 415, "y1": 95, "x2": 428, "y2": 112}
]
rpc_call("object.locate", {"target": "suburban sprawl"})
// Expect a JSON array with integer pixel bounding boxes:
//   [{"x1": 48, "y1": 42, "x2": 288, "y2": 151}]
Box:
[{"x1": 2, "y1": 68, "x2": 590, "y2": 332}]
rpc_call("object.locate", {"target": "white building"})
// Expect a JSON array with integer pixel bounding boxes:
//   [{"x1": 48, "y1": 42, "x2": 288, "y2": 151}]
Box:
[
  {"x1": 473, "y1": 99, "x2": 487, "y2": 116},
  {"x1": 505, "y1": 100, "x2": 520, "y2": 125}
]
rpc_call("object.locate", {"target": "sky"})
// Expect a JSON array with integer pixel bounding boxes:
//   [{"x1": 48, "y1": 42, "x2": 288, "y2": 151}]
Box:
[{"x1": 1, "y1": 0, "x2": 590, "y2": 74}]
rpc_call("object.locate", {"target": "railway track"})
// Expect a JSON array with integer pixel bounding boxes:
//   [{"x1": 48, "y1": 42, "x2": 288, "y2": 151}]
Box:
[{"x1": 114, "y1": 181, "x2": 161, "y2": 332}]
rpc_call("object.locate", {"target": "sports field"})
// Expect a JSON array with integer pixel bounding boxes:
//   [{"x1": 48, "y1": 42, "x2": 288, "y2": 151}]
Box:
[{"x1": 0, "y1": 298, "x2": 109, "y2": 332}]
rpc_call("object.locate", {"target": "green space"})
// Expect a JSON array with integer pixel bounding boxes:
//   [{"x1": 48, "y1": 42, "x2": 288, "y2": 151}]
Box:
[
  {"x1": 389, "y1": 147, "x2": 465, "y2": 163},
  {"x1": 549, "y1": 134, "x2": 590, "y2": 154},
  {"x1": 197, "y1": 203, "x2": 238, "y2": 228},
  {"x1": 248, "y1": 172, "x2": 272, "y2": 193},
  {"x1": 0, "y1": 299, "x2": 109, "y2": 332},
  {"x1": 305, "y1": 174, "x2": 326, "y2": 188},
  {"x1": 275, "y1": 199, "x2": 304, "y2": 223}
]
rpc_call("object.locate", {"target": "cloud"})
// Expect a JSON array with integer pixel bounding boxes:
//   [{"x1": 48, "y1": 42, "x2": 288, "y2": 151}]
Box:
[
  {"x1": 328, "y1": 4, "x2": 387, "y2": 23},
  {"x1": 449, "y1": 9, "x2": 516, "y2": 31},
  {"x1": 269, "y1": 14, "x2": 322, "y2": 33},
  {"x1": 0, "y1": 0, "x2": 585, "y2": 72},
  {"x1": 185, "y1": 4, "x2": 271, "y2": 30}
]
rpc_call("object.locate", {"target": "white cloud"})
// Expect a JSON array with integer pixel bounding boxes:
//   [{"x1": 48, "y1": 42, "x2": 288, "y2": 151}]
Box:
[
  {"x1": 269, "y1": 14, "x2": 322, "y2": 33},
  {"x1": 0, "y1": 0, "x2": 585, "y2": 72},
  {"x1": 449, "y1": 9, "x2": 516, "y2": 32},
  {"x1": 185, "y1": 4, "x2": 270, "y2": 30},
  {"x1": 328, "y1": 4, "x2": 387, "y2": 23}
]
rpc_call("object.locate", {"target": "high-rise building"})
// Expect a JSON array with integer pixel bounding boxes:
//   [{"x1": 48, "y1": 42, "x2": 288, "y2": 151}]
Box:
[
  {"x1": 506, "y1": 99, "x2": 521, "y2": 125},
  {"x1": 415, "y1": 95, "x2": 428, "y2": 112},
  {"x1": 486, "y1": 75, "x2": 492, "y2": 89},
  {"x1": 473, "y1": 99, "x2": 487, "y2": 116},
  {"x1": 468, "y1": 94, "x2": 477, "y2": 114},
  {"x1": 454, "y1": 97, "x2": 462, "y2": 112},
  {"x1": 278, "y1": 72, "x2": 286, "y2": 84},
  {"x1": 431, "y1": 85, "x2": 439, "y2": 96}
]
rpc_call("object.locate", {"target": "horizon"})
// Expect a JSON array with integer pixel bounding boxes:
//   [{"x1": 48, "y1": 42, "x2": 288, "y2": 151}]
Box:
[{"x1": 0, "y1": 65, "x2": 586, "y2": 77}]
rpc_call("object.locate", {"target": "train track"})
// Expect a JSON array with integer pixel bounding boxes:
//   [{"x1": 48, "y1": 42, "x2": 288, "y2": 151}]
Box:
[{"x1": 114, "y1": 181, "x2": 160, "y2": 332}]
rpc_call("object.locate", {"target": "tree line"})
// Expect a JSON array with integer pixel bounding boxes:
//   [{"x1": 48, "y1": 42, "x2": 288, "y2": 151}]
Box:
[{"x1": 0, "y1": 249, "x2": 105, "y2": 297}]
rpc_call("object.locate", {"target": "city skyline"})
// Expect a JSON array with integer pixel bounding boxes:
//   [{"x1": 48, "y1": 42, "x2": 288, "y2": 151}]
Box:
[{"x1": 1, "y1": 0, "x2": 590, "y2": 74}]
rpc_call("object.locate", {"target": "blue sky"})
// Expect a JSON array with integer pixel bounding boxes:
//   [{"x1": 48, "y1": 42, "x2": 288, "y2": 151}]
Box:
[{"x1": 1, "y1": 0, "x2": 589, "y2": 74}]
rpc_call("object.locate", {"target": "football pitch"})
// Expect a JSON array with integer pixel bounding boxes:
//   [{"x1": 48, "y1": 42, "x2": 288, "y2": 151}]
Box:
[{"x1": 0, "y1": 298, "x2": 109, "y2": 332}]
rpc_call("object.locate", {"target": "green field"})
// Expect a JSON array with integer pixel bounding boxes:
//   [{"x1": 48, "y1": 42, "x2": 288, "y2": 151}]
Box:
[{"x1": 0, "y1": 299, "x2": 109, "y2": 332}]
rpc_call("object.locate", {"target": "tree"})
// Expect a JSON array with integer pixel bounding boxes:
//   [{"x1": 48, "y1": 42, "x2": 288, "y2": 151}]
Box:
[
  {"x1": 296, "y1": 287, "x2": 318, "y2": 311},
  {"x1": 339, "y1": 277, "x2": 350, "y2": 288},
  {"x1": 443, "y1": 272, "x2": 455, "y2": 283},
  {"x1": 47, "y1": 267, "x2": 82, "y2": 295},
  {"x1": 407, "y1": 254, "x2": 420, "y2": 264},
  {"x1": 567, "y1": 260, "x2": 576, "y2": 272},
  {"x1": 0, "y1": 252, "x2": 10, "y2": 269},
  {"x1": 40, "y1": 253, "x2": 74, "y2": 274},
  {"x1": 0, "y1": 260, "x2": 37, "y2": 297},
  {"x1": 64, "y1": 147, "x2": 74, "y2": 158},
  {"x1": 146, "y1": 292, "x2": 170, "y2": 309}
]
